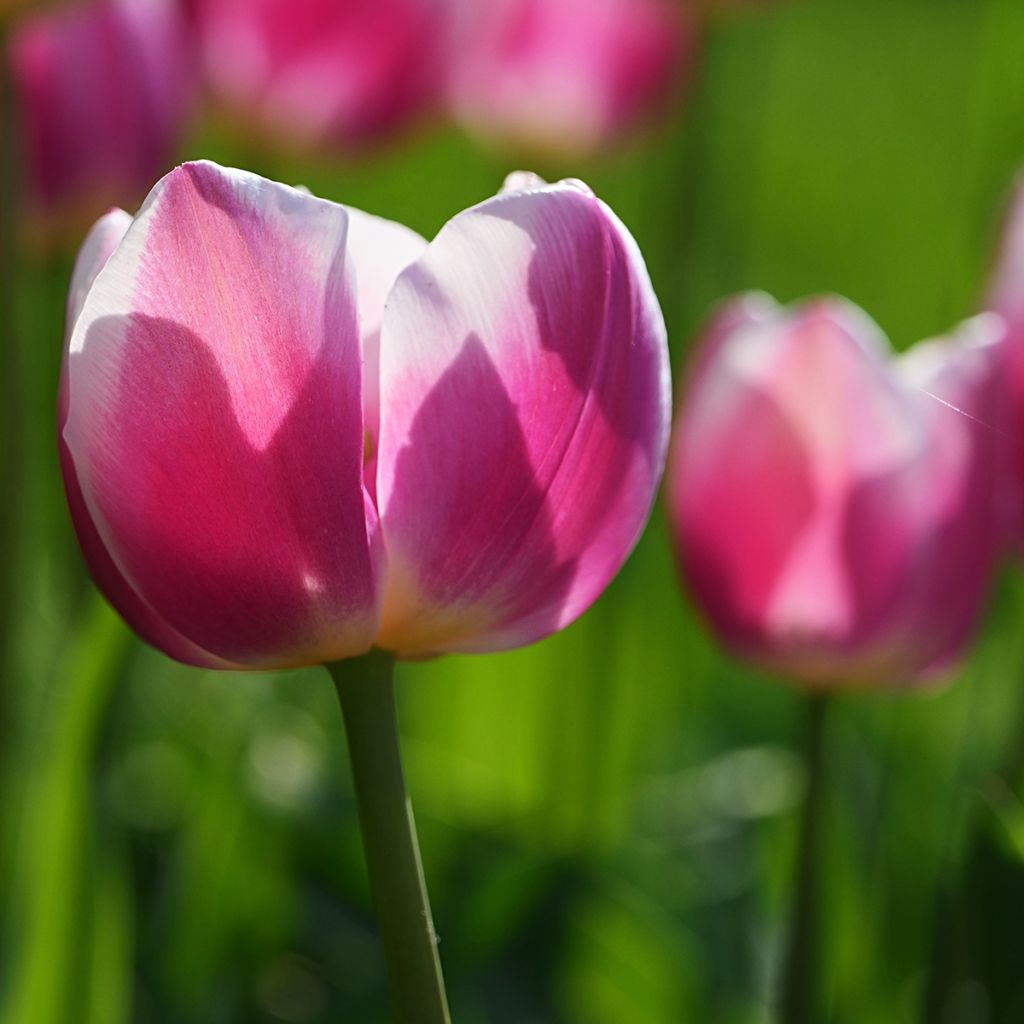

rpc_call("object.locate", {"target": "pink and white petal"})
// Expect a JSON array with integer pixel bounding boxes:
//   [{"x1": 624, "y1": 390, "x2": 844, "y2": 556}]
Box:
[
  {"x1": 376, "y1": 177, "x2": 669, "y2": 656},
  {"x1": 59, "y1": 439, "x2": 235, "y2": 668},
  {"x1": 344, "y1": 206, "x2": 427, "y2": 499},
  {"x1": 63, "y1": 161, "x2": 379, "y2": 668},
  {"x1": 760, "y1": 303, "x2": 926, "y2": 656},
  {"x1": 987, "y1": 180, "x2": 1024, "y2": 542},
  {"x1": 668, "y1": 365, "x2": 817, "y2": 660},
  {"x1": 59, "y1": 206, "x2": 229, "y2": 667},
  {"x1": 683, "y1": 290, "x2": 781, "y2": 385},
  {"x1": 65, "y1": 208, "x2": 133, "y2": 345},
  {"x1": 346, "y1": 207, "x2": 428, "y2": 343},
  {"x1": 752, "y1": 299, "x2": 919, "y2": 493},
  {"x1": 62, "y1": 207, "x2": 133, "y2": 426},
  {"x1": 888, "y1": 314, "x2": 1010, "y2": 679}
]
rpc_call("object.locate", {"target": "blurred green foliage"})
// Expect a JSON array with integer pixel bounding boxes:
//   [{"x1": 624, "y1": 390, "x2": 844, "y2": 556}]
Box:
[{"x1": 5, "y1": 0, "x2": 1024, "y2": 1021}]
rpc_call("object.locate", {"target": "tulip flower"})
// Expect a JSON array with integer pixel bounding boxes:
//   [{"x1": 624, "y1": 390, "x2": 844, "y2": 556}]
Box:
[
  {"x1": 448, "y1": 0, "x2": 693, "y2": 158},
  {"x1": 986, "y1": 178, "x2": 1024, "y2": 538},
  {"x1": 8, "y1": 0, "x2": 193, "y2": 236},
  {"x1": 59, "y1": 160, "x2": 669, "y2": 1021},
  {"x1": 190, "y1": 0, "x2": 449, "y2": 148},
  {"x1": 61, "y1": 160, "x2": 668, "y2": 667},
  {"x1": 667, "y1": 293, "x2": 1006, "y2": 689}
]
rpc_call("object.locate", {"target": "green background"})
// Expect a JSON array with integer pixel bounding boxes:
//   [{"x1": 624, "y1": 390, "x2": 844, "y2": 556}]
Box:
[{"x1": 5, "y1": 0, "x2": 1024, "y2": 1020}]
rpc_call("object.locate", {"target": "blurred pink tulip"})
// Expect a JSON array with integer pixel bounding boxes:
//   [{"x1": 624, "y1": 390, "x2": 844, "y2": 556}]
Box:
[
  {"x1": 667, "y1": 294, "x2": 1007, "y2": 688},
  {"x1": 9, "y1": 0, "x2": 193, "y2": 234},
  {"x1": 190, "y1": 0, "x2": 449, "y2": 148},
  {"x1": 986, "y1": 178, "x2": 1024, "y2": 538},
  {"x1": 449, "y1": 0, "x2": 694, "y2": 158},
  {"x1": 60, "y1": 162, "x2": 669, "y2": 668}
]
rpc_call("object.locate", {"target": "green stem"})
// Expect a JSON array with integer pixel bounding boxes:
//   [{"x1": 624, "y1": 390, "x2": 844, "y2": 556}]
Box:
[
  {"x1": 780, "y1": 692, "x2": 830, "y2": 1024},
  {"x1": 0, "y1": 18, "x2": 19, "y2": 737},
  {"x1": 921, "y1": 644, "x2": 1024, "y2": 1022},
  {"x1": 327, "y1": 652, "x2": 451, "y2": 1024}
]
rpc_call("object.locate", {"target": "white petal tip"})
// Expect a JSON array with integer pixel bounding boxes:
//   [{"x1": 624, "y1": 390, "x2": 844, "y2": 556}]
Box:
[{"x1": 500, "y1": 170, "x2": 548, "y2": 194}]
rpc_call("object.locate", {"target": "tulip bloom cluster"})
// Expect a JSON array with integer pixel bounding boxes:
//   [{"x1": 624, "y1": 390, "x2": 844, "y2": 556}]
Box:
[
  {"x1": 190, "y1": 0, "x2": 690, "y2": 155},
  {"x1": 59, "y1": 161, "x2": 669, "y2": 668},
  {"x1": 667, "y1": 294, "x2": 1009, "y2": 688},
  {"x1": 7, "y1": 0, "x2": 693, "y2": 235}
]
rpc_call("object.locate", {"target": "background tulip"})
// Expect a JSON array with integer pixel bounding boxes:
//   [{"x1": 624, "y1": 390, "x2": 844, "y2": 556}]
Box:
[
  {"x1": 986, "y1": 178, "x2": 1024, "y2": 538},
  {"x1": 190, "y1": 0, "x2": 449, "y2": 148},
  {"x1": 667, "y1": 294, "x2": 1006, "y2": 689},
  {"x1": 8, "y1": 0, "x2": 193, "y2": 236},
  {"x1": 448, "y1": 0, "x2": 693, "y2": 158},
  {"x1": 61, "y1": 161, "x2": 669, "y2": 668}
]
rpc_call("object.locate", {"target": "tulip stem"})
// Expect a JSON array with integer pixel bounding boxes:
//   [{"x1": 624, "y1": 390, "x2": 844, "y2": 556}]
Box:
[
  {"x1": 780, "y1": 692, "x2": 830, "y2": 1024},
  {"x1": 0, "y1": 24, "x2": 18, "y2": 739},
  {"x1": 327, "y1": 652, "x2": 451, "y2": 1024}
]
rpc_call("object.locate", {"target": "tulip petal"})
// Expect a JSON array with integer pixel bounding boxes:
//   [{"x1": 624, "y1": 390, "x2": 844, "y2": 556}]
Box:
[
  {"x1": 344, "y1": 207, "x2": 428, "y2": 502},
  {"x1": 888, "y1": 314, "x2": 1009, "y2": 677},
  {"x1": 986, "y1": 178, "x2": 1024, "y2": 542},
  {"x1": 63, "y1": 161, "x2": 379, "y2": 667},
  {"x1": 375, "y1": 176, "x2": 669, "y2": 655},
  {"x1": 346, "y1": 208, "x2": 428, "y2": 345},
  {"x1": 60, "y1": 208, "x2": 230, "y2": 668},
  {"x1": 65, "y1": 208, "x2": 133, "y2": 343}
]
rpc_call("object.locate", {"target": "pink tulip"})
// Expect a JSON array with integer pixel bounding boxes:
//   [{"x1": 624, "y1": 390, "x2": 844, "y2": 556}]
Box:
[
  {"x1": 449, "y1": 0, "x2": 693, "y2": 158},
  {"x1": 60, "y1": 162, "x2": 669, "y2": 668},
  {"x1": 667, "y1": 294, "x2": 1007, "y2": 688},
  {"x1": 190, "y1": 0, "x2": 449, "y2": 148},
  {"x1": 986, "y1": 178, "x2": 1024, "y2": 538},
  {"x1": 9, "y1": 0, "x2": 193, "y2": 231}
]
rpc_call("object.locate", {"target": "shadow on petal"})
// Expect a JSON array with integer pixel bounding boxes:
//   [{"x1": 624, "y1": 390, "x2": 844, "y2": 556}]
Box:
[
  {"x1": 69, "y1": 312, "x2": 377, "y2": 668},
  {"x1": 380, "y1": 333, "x2": 577, "y2": 654},
  {"x1": 488, "y1": 194, "x2": 665, "y2": 458}
]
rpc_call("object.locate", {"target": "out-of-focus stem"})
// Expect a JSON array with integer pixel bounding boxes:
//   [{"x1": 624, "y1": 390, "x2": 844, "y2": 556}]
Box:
[
  {"x1": 780, "y1": 692, "x2": 830, "y2": 1024},
  {"x1": 327, "y1": 652, "x2": 451, "y2": 1024},
  {"x1": 921, "y1": 668, "x2": 1024, "y2": 1021},
  {"x1": 0, "y1": 22, "x2": 20, "y2": 736}
]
